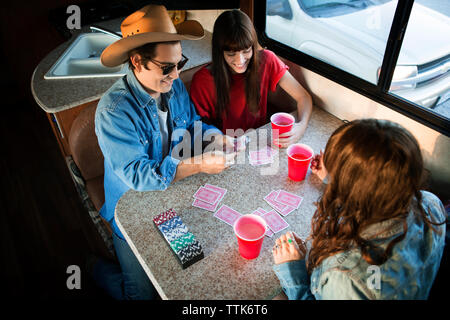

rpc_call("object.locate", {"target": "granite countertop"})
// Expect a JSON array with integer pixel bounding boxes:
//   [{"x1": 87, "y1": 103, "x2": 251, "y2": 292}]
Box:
[
  {"x1": 115, "y1": 107, "x2": 343, "y2": 300},
  {"x1": 31, "y1": 17, "x2": 212, "y2": 113}
]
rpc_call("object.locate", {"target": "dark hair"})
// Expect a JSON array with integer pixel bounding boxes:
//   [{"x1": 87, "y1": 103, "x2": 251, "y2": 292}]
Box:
[
  {"x1": 211, "y1": 10, "x2": 260, "y2": 122},
  {"x1": 128, "y1": 41, "x2": 180, "y2": 70},
  {"x1": 307, "y1": 119, "x2": 446, "y2": 272}
]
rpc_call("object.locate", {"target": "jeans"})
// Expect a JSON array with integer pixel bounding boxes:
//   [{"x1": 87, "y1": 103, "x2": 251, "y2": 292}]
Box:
[{"x1": 92, "y1": 232, "x2": 158, "y2": 300}]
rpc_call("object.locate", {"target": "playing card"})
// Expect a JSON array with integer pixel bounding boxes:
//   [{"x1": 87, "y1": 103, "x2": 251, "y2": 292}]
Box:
[
  {"x1": 278, "y1": 205, "x2": 296, "y2": 217},
  {"x1": 193, "y1": 186, "x2": 222, "y2": 205},
  {"x1": 214, "y1": 205, "x2": 242, "y2": 227},
  {"x1": 263, "y1": 210, "x2": 289, "y2": 233},
  {"x1": 264, "y1": 190, "x2": 289, "y2": 212},
  {"x1": 265, "y1": 228, "x2": 274, "y2": 238},
  {"x1": 249, "y1": 209, "x2": 273, "y2": 237},
  {"x1": 192, "y1": 198, "x2": 220, "y2": 212},
  {"x1": 249, "y1": 157, "x2": 274, "y2": 166},
  {"x1": 249, "y1": 150, "x2": 272, "y2": 162},
  {"x1": 251, "y1": 209, "x2": 265, "y2": 217},
  {"x1": 257, "y1": 207, "x2": 268, "y2": 215},
  {"x1": 275, "y1": 190, "x2": 303, "y2": 208},
  {"x1": 204, "y1": 184, "x2": 227, "y2": 202}
]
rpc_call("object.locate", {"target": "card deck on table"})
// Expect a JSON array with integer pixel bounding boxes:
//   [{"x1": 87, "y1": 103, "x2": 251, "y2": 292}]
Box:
[
  {"x1": 204, "y1": 184, "x2": 227, "y2": 202},
  {"x1": 193, "y1": 186, "x2": 222, "y2": 205},
  {"x1": 278, "y1": 205, "x2": 296, "y2": 217},
  {"x1": 249, "y1": 146, "x2": 278, "y2": 166},
  {"x1": 257, "y1": 207, "x2": 269, "y2": 215},
  {"x1": 251, "y1": 209, "x2": 265, "y2": 217},
  {"x1": 264, "y1": 190, "x2": 296, "y2": 216},
  {"x1": 249, "y1": 150, "x2": 272, "y2": 162},
  {"x1": 264, "y1": 190, "x2": 298, "y2": 216},
  {"x1": 249, "y1": 158, "x2": 274, "y2": 166},
  {"x1": 265, "y1": 228, "x2": 274, "y2": 238},
  {"x1": 263, "y1": 210, "x2": 289, "y2": 233},
  {"x1": 153, "y1": 209, "x2": 204, "y2": 269},
  {"x1": 192, "y1": 184, "x2": 227, "y2": 211},
  {"x1": 275, "y1": 190, "x2": 303, "y2": 208},
  {"x1": 192, "y1": 198, "x2": 220, "y2": 212},
  {"x1": 214, "y1": 205, "x2": 242, "y2": 227}
]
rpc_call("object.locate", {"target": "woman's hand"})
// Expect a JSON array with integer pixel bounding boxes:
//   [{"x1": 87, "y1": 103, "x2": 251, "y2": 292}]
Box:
[
  {"x1": 310, "y1": 150, "x2": 328, "y2": 182},
  {"x1": 272, "y1": 231, "x2": 307, "y2": 265},
  {"x1": 275, "y1": 121, "x2": 307, "y2": 148}
]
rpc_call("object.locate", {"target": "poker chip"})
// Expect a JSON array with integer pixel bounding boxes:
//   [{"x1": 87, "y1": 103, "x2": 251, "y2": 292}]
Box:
[
  {"x1": 169, "y1": 232, "x2": 196, "y2": 253},
  {"x1": 158, "y1": 215, "x2": 183, "y2": 234},
  {"x1": 162, "y1": 223, "x2": 189, "y2": 242},
  {"x1": 152, "y1": 208, "x2": 177, "y2": 226},
  {"x1": 153, "y1": 208, "x2": 204, "y2": 269},
  {"x1": 177, "y1": 241, "x2": 203, "y2": 265}
]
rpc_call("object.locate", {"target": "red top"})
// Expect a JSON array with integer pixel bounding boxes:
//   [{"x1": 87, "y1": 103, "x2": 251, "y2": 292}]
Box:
[{"x1": 190, "y1": 49, "x2": 289, "y2": 133}]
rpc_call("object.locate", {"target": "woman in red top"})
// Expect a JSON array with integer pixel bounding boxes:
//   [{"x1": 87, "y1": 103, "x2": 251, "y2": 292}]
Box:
[{"x1": 190, "y1": 10, "x2": 313, "y2": 147}]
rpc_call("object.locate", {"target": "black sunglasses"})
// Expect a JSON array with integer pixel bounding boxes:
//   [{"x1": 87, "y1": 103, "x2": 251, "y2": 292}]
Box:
[{"x1": 147, "y1": 54, "x2": 189, "y2": 75}]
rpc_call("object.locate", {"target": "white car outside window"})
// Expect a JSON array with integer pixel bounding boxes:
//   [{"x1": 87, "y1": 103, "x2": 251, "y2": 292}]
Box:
[{"x1": 266, "y1": 0, "x2": 450, "y2": 111}]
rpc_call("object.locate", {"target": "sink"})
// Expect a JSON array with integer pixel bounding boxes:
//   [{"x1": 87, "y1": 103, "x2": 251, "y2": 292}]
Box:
[{"x1": 44, "y1": 33, "x2": 127, "y2": 79}]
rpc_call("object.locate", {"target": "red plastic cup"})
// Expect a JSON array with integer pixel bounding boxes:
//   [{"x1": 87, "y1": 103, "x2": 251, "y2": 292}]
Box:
[
  {"x1": 233, "y1": 214, "x2": 267, "y2": 260},
  {"x1": 287, "y1": 143, "x2": 314, "y2": 181},
  {"x1": 270, "y1": 113, "x2": 295, "y2": 147}
]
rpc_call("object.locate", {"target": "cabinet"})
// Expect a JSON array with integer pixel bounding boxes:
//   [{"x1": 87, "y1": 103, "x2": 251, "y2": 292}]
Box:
[{"x1": 46, "y1": 100, "x2": 99, "y2": 158}]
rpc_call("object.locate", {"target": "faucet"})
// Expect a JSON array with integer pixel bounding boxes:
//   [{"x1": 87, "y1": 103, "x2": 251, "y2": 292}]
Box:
[{"x1": 90, "y1": 25, "x2": 122, "y2": 39}]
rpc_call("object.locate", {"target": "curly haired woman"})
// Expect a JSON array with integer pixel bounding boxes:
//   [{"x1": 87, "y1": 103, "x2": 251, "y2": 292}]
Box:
[{"x1": 272, "y1": 119, "x2": 447, "y2": 299}]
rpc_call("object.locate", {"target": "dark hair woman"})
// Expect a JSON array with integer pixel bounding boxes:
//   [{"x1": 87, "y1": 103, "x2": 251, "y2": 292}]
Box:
[
  {"x1": 272, "y1": 119, "x2": 447, "y2": 299},
  {"x1": 190, "y1": 10, "x2": 312, "y2": 147}
]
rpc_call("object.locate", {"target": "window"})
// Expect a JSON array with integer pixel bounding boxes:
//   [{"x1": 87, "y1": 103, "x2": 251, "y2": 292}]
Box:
[
  {"x1": 388, "y1": 1, "x2": 450, "y2": 119},
  {"x1": 257, "y1": 0, "x2": 450, "y2": 136}
]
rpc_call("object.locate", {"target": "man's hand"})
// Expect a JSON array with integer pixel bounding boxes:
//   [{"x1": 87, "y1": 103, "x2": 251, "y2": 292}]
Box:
[
  {"x1": 173, "y1": 150, "x2": 233, "y2": 182},
  {"x1": 199, "y1": 151, "x2": 235, "y2": 174}
]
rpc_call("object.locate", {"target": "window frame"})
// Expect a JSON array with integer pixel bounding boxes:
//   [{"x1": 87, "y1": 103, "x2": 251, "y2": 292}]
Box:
[{"x1": 254, "y1": 0, "x2": 450, "y2": 137}]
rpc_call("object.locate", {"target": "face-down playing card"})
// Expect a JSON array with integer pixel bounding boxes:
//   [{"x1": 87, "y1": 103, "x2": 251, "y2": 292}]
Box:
[
  {"x1": 193, "y1": 186, "x2": 222, "y2": 205},
  {"x1": 214, "y1": 205, "x2": 242, "y2": 227},
  {"x1": 275, "y1": 190, "x2": 303, "y2": 209},
  {"x1": 263, "y1": 210, "x2": 289, "y2": 233},
  {"x1": 264, "y1": 190, "x2": 296, "y2": 217}
]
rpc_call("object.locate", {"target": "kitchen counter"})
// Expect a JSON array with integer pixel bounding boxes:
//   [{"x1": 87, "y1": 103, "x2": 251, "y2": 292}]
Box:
[
  {"x1": 114, "y1": 108, "x2": 343, "y2": 300},
  {"x1": 31, "y1": 17, "x2": 212, "y2": 113}
]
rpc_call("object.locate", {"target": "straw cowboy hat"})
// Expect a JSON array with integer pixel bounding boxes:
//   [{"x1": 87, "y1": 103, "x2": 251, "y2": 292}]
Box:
[{"x1": 101, "y1": 4, "x2": 204, "y2": 67}]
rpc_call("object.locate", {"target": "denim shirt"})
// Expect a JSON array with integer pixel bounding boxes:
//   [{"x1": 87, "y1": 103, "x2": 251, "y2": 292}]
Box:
[
  {"x1": 273, "y1": 191, "x2": 447, "y2": 300},
  {"x1": 95, "y1": 68, "x2": 221, "y2": 239}
]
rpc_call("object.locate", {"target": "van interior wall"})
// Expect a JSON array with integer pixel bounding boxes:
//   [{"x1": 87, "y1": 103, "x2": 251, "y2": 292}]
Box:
[
  {"x1": 187, "y1": 10, "x2": 227, "y2": 32},
  {"x1": 284, "y1": 59, "x2": 450, "y2": 201}
]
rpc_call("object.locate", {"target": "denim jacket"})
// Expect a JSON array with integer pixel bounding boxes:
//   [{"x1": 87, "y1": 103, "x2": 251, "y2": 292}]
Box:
[
  {"x1": 273, "y1": 191, "x2": 447, "y2": 299},
  {"x1": 95, "y1": 68, "x2": 221, "y2": 238}
]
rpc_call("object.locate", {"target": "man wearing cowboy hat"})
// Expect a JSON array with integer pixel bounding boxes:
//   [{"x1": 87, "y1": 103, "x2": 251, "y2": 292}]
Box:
[{"x1": 94, "y1": 5, "x2": 235, "y2": 299}]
